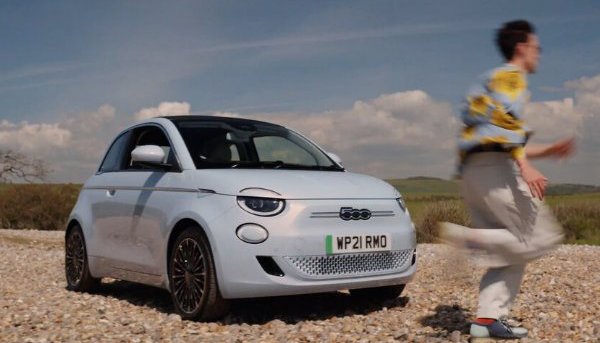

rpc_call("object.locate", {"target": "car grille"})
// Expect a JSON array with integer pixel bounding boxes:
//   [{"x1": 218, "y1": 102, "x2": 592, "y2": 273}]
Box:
[{"x1": 283, "y1": 249, "x2": 414, "y2": 280}]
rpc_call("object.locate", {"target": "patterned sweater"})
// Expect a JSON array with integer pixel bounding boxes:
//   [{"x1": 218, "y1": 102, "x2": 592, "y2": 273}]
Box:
[{"x1": 457, "y1": 63, "x2": 533, "y2": 172}]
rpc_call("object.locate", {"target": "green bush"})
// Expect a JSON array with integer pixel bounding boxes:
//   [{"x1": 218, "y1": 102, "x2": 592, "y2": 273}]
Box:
[
  {"x1": 552, "y1": 202, "x2": 600, "y2": 245},
  {"x1": 409, "y1": 196, "x2": 600, "y2": 245},
  {"x1": 414, "y1": 200, "x2": 470, "y2": 243},
  {"x1": 0, "y1": 184, "x2": 598, "y2": 246},
  {"x1": 0, "y1": 184, "x2": 81, "y2": 231}
]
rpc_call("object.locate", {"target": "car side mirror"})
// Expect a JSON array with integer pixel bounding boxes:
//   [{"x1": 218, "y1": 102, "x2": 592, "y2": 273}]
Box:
[
  {"x1": 131, "y1": 145, "x2": 165, "y2": 164},
  {"x1": 327, "y1": 152, "x2": 343, "y2": 167},
  {"x1": 131, "y1": 145, "x2": 177, "y2": 171}
]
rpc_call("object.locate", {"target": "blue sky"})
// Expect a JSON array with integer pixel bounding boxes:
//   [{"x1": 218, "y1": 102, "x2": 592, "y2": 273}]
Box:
[{"x1": 1, "y1": 1, "x2": 600, "y2": 183}]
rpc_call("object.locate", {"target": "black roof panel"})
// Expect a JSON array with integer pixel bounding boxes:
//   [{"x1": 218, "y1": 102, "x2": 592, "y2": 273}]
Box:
[{"x1": 162, "y1": 115, "x2": 284, "y2": 128}]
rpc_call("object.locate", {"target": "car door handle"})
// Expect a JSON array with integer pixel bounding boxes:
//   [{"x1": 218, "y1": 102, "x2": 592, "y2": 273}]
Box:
[{"x1": 107, "y1": 189, "x2": 116, "y2": 197}]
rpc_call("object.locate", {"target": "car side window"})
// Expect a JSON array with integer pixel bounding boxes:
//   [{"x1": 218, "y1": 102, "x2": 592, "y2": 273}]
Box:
[
  {"x1": 98, "y1": 132, "x2": 131, "y2": 173},
  {"x1": 125, "y1": 125, "x2": 179, "y2": 171}
]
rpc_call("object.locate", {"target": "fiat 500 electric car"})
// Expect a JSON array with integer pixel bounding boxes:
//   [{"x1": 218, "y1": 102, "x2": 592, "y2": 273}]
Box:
[{"x1": 65, "y1": 115, "x2": 417, "y2": 320}]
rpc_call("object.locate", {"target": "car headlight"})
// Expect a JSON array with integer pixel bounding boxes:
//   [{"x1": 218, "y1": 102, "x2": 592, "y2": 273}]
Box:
[
  {"x1": 237, "y1": 196, "x2": 285, "y2": 216},
  {"x1": 396, "y1": 197, "x2": 407, "y2": 213}
]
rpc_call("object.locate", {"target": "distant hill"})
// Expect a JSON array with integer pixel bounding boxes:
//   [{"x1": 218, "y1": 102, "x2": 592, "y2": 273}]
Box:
[
  {"x1": 404, "y1": 176, "x2": 447, "y2": 181},
  {"x1": 545, "y1": 183, "x2": 600, "y2": 195},
  {"x1": 386, "y1": 177, "x2": 600, "y2": 195},
  {"x1": 386, "y1": 178, "x2": 459, "y2": 194}
]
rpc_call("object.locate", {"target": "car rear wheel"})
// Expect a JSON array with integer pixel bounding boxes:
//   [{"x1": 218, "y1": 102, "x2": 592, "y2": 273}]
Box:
[
  {"x1": 168, "y1": 227, "x2": 229, "y2": 321},
  {"x1": 65, "y1": 225, "x2": 99, "y2": 292},
  {"x1": 350, "y1": 284, "x2": 406, "y2": 300}
]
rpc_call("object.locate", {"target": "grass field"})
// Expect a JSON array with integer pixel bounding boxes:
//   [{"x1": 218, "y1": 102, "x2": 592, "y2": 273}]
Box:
[
  {"x1": 1, "y1": 179, "x2": 598, "y2": 245},
  {"x1": 390, "y1": 179, "x2": 600, "y2": 245}
]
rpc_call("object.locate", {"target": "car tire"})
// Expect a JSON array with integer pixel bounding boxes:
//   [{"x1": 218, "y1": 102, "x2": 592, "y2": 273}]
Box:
[
  {"x1": 349, "y1": 284, "x2": 406, "y2": 300},
  {"x1": 65, "y1": 225, "x2": 100, "y2": 292},
  {"x1": 168, "y1": 227, "x2": 230, "y2": 321}
]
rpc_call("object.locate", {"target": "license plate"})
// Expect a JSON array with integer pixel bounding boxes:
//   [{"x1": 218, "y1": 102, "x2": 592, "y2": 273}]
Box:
[{"x1": 325, "y1": 234, "x2": 391, "y2": 255}]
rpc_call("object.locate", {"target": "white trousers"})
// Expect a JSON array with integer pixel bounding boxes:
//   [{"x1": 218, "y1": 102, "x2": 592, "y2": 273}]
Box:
[{"x1": 461, "y1": 152, "x2": 564, "y2": 319}]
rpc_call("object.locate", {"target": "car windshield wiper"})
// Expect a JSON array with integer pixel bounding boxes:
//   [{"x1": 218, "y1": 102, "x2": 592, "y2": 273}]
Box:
[
  {"x1": 231, "y1": 161, "x2": 282, "y2": 169},
  {"x1": 231, "y1": 161, "x2": 344, "y2": 171}
]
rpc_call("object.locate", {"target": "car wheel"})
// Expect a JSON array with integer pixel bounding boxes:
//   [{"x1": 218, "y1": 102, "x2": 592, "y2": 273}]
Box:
[
  {"x1": 65, "y1": 225, "x2": 99, "y2": 292},
  {"x1": 168, "y1": 227, "x2": 229, "y2": 321},
  {"x1": 349, "y1": 284, "x2": 406, "y2": 300}
]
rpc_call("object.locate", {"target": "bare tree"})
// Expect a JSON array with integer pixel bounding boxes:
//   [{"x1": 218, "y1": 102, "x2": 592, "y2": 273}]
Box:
[{"x1": 0, "y1": 150, "x2": 50, "y2": 183}]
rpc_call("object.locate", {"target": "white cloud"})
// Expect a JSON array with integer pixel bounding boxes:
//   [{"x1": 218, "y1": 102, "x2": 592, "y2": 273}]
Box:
[
  {"x1": 135, "y1": 101, "x2": 191, "y2": 121},
  {"x1": 0, "y1": 122, "x2": 72, "y2": 154},
  {"x1": 560, "y1": 75, "x2": 600, "y2": 147},
  {"x1": 211, "y1": 111, "x2": 242, "y2": 118},
  {"x1": 2, "y1": 76, "x2": 600, "y2": 184},
  {"x1": 215, "y1": 90, "x2": 459, "y2": 178},
  {"x1": 0, "y1": 105, "x2": 120, "y2": 182},
  {"x1": 521, "y1": 74, "x2": 600, "y2": 184},
  {"x1": 0, "y1": 120, "x2": 17, "y2": 129},
  {"x1": 297, "y1": 90, "x2": 456, "y2": 151},
  {"x1": 565, "y1": 74, "x2": 600, "y2": 93},
  {"x1": 60, "y1": 104, "x2": 119, "y2": 159},
  {"x1": 524, "y1": 98, "x2": 582, "y2": 142},
  {"x1": 220, "y1": 82, "x2": 600, "y2": 184},
  {"x1": 1, "y1": 101, "x2": 193, "y2": 182}
]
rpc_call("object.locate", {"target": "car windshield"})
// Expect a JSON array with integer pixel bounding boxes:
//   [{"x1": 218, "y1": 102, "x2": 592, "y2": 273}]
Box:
[{"x1": 174, "y1": 120, "x2": 343, "y2": 171}]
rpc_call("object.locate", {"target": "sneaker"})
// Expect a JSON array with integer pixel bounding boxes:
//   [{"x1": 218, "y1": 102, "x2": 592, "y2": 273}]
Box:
[{"x1": 470, "y1": 318, "x2": 528, "y2": 339}]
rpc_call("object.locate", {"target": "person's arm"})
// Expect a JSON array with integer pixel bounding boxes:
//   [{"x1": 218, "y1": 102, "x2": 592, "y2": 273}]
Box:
[
  {"x1": 525, "y1": 137, "x2": 576, "y2": 159},
  {"x1": 515, "y1": 156, "x2": 548, "y2": 200},
  {"x1": 516, "y1": 137, "x2": 576, "y2": 200}
]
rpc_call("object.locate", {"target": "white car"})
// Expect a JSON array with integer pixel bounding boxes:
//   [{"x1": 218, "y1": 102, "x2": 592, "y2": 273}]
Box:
[{"x1": 65, "y1": 115, "x2": 417, "y2": 320}]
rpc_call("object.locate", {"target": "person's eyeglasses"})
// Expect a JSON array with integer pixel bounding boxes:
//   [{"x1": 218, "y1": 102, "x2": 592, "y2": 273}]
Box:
[{"x1": 521, "y1": 43, "x2": 542, "y2": 53}]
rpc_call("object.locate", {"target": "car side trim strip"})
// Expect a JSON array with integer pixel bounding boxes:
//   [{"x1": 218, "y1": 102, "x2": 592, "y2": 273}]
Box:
[{"x1": 83, "y1": 186, "x2": 207, "y2": 193}]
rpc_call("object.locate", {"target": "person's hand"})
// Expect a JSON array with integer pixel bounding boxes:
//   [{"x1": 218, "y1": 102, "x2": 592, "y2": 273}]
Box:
[
  {"x1": 546, "y1": 136, "x2": 576, "y2": 159},
  {"x1": 517, "y1": 159, "x2": 548, "y2": 200}
]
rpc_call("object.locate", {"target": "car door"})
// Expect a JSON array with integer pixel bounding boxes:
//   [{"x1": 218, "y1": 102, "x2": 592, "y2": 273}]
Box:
[
  {"x1": 107, "y1": 124, "x2": 184, "y2": 277},
  {"x1": 86, "y1": 130, "x2": 134, "y2": 270},
  {"x1": 88, "y1": 124, "x2": 184, "y2": 280}
]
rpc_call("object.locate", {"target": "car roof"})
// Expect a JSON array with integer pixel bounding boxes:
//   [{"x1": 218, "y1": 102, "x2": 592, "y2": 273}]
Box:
[{"x1": 161, "y1": 115, "x2": 285, "y2": 129}]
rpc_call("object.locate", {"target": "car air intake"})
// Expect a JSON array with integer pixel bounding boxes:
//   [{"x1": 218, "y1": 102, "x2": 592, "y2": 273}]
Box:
[{"x1": 256, "y1": 256, "x2": 285, "y2": 277}]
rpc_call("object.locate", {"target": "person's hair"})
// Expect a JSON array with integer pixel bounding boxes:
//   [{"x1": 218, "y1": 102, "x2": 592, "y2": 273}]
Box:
[{"x1": 496, "y1": 20, "x2": 535, "y2": 61}]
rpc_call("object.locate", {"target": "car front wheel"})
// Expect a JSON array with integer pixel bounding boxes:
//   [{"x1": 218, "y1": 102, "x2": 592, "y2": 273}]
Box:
[
  {"x1": 168, "y1": 227, "x2": 229, "y2": 321},
  {"x1": 65, "y1": 225, "x2": 99, "y2": 292}
]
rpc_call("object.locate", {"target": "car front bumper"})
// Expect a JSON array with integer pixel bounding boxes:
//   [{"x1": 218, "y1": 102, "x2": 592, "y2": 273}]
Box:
[{"x1": 207, "y1": 197, "x2": 418, "y2": 299}]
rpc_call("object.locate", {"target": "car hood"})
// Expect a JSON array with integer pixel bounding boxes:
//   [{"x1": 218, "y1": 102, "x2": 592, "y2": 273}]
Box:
[{"x1": 192, "y1": 169, "x2": 398, "y2": 199}]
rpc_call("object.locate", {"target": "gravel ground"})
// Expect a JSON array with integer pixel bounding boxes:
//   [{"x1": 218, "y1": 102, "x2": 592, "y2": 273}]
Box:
[{"x1": 1, "y1": 229, "x2": 599, "y2": 343}]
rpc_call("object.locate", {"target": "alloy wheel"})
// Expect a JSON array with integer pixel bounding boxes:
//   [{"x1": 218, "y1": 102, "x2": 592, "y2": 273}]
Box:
[
  {"x1": 172, "y1": 238, "x2": 207, "y2": 314},
  {"x1": 65, "y1": 231, "x2": 85, "y2": 286}
]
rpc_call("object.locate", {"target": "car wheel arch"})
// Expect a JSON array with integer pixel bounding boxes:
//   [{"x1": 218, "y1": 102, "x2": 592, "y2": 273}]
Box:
[
  {"x1": 65, "y1": 219, "x2": 82, "y2": 240},
  {"x1": 166, "y1": 218, "x2": 217, "y2": 289}
]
